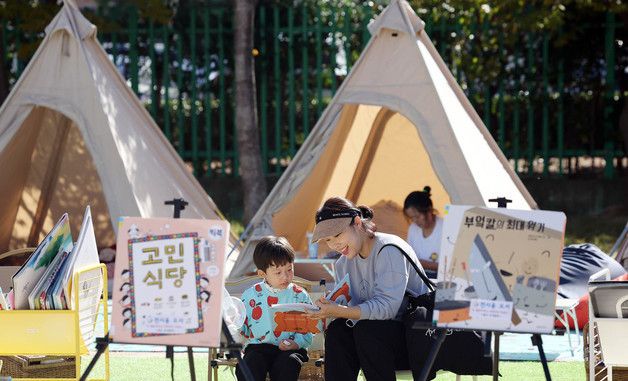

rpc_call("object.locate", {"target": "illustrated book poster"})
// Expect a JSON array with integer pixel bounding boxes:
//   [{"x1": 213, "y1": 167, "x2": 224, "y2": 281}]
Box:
[
  {"x1": 433, "y1": 205, "x2": 566, "y2": 334},
  {"x1": 111, "y1": 217, "x2": 228, "y2": 347}
]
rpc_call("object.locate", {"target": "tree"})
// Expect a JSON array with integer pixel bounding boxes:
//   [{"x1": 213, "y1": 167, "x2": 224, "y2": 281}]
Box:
[
  {"x1": 234, "y1": 0, "x2": 266, "y2": 223},
  {"x1": 406, "y1": 0, "x2": 628, "y2": 163},
  {"x1": 0, "y1": 1, "x2": 61, "y2": 104}
]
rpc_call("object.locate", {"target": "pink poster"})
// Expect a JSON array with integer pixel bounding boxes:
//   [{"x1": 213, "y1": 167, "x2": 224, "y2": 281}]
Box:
[{"x1": 111, "y1": 217, "x2": 228, "y2": 347}]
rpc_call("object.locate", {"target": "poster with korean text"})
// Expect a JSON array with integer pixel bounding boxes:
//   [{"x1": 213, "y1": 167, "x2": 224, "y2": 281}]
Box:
[
  {"x1": 433, "y1": 205, "x2": 565, "y2": 334},
  {"x1": 111, "y1": 217, "x2": 228, "y2": 347}
]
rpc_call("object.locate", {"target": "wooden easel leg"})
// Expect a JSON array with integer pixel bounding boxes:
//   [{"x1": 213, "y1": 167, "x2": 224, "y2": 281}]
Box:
[
  {"x1": 493, "y1": 332, "x2": 501, "y2": 381},
  {"x1": 531, "y1": 334, "x2": 552, "y2": 381}
]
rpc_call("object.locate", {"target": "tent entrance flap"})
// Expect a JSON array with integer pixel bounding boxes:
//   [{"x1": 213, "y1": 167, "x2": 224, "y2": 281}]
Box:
[
  {"x1": 0, "y1": 107, "x2": 43, "y2": 252},
  {"x1": 271, "y1": 103, "x2": 451, "y2": 252},
  {"x1": 6, "y1": 106, "x2": 115, "y2": 252},
  {"x1": 346, "y1": 107, "x2": 452, "y2": 240}
]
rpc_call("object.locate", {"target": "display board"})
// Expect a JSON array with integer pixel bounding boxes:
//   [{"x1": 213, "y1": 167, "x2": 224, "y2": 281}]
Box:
[
  {"x1": 434, "y1": 205, "x2": 566, "y2": 334},
  {"x1": 111, "y1": 217, "x2": 228, "y2": 347}
]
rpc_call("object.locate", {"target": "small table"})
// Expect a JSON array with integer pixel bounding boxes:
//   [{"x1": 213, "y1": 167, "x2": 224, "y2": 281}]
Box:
[
  {"x1": 294, "y1": 258, "x2": 337, "y2": 282},
  {"x1": 554, "y1": 298, "x2": 580, "y2": 355}
]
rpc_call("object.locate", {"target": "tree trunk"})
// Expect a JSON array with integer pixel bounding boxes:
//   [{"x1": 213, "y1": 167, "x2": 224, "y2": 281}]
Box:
[
  {"x1": 233, "y1": 0, "x2": 266, "y2": 224},
  {"x1": 618, "y1": 12, "x2": 628, "y2": 154},
  {"x1": 0, "y1": 28, "x2": 10, "y2": 105}
]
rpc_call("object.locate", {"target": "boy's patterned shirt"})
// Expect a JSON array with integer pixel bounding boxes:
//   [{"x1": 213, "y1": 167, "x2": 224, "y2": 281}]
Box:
[{"x1": 239, "y1": 281, "x2": 313, "y2": 349}]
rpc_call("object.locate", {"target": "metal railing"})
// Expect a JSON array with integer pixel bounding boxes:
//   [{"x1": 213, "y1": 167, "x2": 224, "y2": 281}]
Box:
[{"x1": 1, "y1": 2, "x2": 625, "y2": 178}]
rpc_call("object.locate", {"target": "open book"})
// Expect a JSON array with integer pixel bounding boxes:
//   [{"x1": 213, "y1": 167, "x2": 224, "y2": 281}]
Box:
[
  {"x1": 22, "y1": 206, "x2": 102, "y2": 312},
  {"x1": 268, "y1": 274, "x2": 351, "y2": 334},
  {"x1": 0, "y1": 287, "x2": 9, "y2": 310},
  {"x1": 12, "y1": 214, "x2": 72, "y2": 310}
]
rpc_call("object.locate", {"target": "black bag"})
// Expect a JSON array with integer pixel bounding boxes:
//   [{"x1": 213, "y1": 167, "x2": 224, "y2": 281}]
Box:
[{"x1": 378, "y1": 244, "x2": 493, "y2": 380}]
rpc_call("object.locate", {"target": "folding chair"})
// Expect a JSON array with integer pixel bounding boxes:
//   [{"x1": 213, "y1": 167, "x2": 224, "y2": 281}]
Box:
[
  {"x1": 587, "y1": 268, "x2": 628, "y2": 381},
  {"x1": 209, "y1": 275, "x2": 325, "y2": 381}
]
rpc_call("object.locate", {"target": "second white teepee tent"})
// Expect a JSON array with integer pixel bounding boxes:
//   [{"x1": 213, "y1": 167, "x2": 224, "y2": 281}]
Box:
[{"x1": 228, "y1": 0, "x2": 536, "y2": 278}]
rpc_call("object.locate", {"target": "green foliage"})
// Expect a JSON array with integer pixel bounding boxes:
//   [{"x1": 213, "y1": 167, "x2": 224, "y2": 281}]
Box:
[
  {"x1": 0, "y1": 0, "x2": 60, "y2": 59},
  {"x1": 0, "y1": 0, "x2": 625, "y2": 177},
  {"x1": 229, "y1": 218, "x2": 245, "y2": 238}
]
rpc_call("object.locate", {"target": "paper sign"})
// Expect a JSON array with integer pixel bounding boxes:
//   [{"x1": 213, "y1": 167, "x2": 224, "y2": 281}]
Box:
[
  {"x1": 434, "y1": 205, "x2": 566, "y2": 334},
  {"x1": 469, "y1": 299, "x2": 513, "y2": 321},
  {"x1": 112, "y1": 217, "x2": 228, "y2": 347},
  {"x1": 128, "y1": 233, "x2": 202, "y2": 336}
]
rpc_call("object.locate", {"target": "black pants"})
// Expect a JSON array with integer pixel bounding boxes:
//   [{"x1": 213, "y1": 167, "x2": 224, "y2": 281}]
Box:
[
  {"x1": 324, "y1": 318, "x2": 410, "y2": 381},
  {"x1": 235, "y1": 343, "x2": 308, "y2": 381}
]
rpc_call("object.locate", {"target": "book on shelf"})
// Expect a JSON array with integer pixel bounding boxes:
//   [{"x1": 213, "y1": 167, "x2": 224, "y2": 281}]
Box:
[
  {"x1": 12, "y1": 214, "x2": 72, "y2": 310},
  {"x1": 10, "y1": 206, "x2": 102, "y2": 312}
]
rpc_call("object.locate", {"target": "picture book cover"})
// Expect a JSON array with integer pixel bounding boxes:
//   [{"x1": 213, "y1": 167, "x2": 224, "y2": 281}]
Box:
[
  {"x1": 12, "y1": 214, "x2": 72, "y2": 310},
  {"x1": 434, "y1": 205, "x2": 566, "y2": 334},
  {"x1": 111, "y1": 217, "x2": 228, "y2": 347},
  {"x1": 0, "y1": 287, "x2": 8, "y2": 310},
  {"x1": 6, "y1": 289, "x2": 14, "y2": 310},
  {"x1": 28, "y1": 247, "x2": 71, "y2": 309},
  {"x1": 269, "y1": 274, "x2": 351, "y2": 334},
  {"x1": 50, "y1": 206, "x2": 101, "y2": 310},
  {"x1": 269, "y1": 303, "x2": 321, "y2": 334}
]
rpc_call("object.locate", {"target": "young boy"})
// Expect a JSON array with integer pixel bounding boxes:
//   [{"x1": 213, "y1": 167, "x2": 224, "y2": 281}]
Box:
[{"x1": 236, "y1": 236, "x2": 313, "y2": 381}]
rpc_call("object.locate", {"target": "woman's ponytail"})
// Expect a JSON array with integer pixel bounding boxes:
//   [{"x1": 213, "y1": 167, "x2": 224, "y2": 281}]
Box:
[{"x1": 357, "y1": 205, "x2": 374, "y2": 220}]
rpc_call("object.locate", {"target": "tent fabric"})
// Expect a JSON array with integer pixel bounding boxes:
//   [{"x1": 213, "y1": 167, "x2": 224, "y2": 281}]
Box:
[
  {"x1": 228, "y1": 0, "x2": 537, "y2": 279},
  {"x1": 0, "y1": 1, "x2": 232, "y2": 254}
]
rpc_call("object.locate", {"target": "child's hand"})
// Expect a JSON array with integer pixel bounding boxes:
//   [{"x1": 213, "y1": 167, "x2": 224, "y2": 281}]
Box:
[
  {"x1": 305, "y1": 297, "x2": 337, "y2": 319},
  {"x1": 279, "y1": 339, "x2": 298, "y2": 351}
]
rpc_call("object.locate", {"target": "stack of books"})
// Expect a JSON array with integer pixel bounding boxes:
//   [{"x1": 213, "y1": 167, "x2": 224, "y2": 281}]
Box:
[{"x1": 7, "y1": 206, "x2": 101, "y2": 311}]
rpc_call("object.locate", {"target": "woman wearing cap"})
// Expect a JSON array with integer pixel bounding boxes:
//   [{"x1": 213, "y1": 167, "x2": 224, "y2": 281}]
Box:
[
  {"x1": 306, "y1": 196, "x2": 429, "y2": 381},
  {"x1": 404, "y1": 186, "x2": 443, "y2": 279}
]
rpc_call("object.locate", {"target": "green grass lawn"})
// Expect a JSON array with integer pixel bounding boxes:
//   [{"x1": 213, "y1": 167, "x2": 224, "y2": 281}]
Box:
[{"x1": 81, "y1": 353, "x2": 585, "y2": 381}]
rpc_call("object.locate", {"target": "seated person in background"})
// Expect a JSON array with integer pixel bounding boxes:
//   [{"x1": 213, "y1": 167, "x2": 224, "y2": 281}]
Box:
[
  {"x1": 403, "y1": 186, "x2": 443, "y2": 279},
  {"x1": 99, "y1": 245, "x2": 116, "y2": 295},
  {"x1": 236, "y1": 236, "x2": 312, "y2": 381}
]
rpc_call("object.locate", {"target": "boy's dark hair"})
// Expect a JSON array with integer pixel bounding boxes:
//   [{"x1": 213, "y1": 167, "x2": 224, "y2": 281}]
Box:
[{"x1": 253, "y1": 236, "x2": 295, "y2": 271}]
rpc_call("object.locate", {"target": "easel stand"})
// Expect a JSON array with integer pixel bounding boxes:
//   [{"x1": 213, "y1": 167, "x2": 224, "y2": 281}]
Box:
[
  {"x1": 81, "y1": 198, "x2": 254, "y2": 381},
  {"x1": 531, "y1": 334, "x2": 552, "y2": 380},
  {"x1": 163, "y1": 198, "x2": 197, "y2": 381},
  {"x1": 80, "y1": 335, "x2": 112, "y2": 381},
  {"x1": 416, "y1": 197, "x2": 553, "y2": 381}
]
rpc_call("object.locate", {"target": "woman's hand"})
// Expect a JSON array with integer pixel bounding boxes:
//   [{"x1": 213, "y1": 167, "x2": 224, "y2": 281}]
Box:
[{"x1": 305, "y1": 297, "x2": 338, "y2": 320}]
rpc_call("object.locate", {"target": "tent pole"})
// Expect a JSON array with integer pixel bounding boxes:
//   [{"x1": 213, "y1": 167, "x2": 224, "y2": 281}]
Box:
[{"x1": 27, "y1": 115, "x2": 71, "y2": 246}]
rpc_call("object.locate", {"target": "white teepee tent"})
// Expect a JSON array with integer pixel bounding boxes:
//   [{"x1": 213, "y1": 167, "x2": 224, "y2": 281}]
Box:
[
  {"x1": 0, "y1": 1, "x2": 232, "y2": 252},
  {"x1": 228, "y1": 0, "x2": 536, "y2": 278}
]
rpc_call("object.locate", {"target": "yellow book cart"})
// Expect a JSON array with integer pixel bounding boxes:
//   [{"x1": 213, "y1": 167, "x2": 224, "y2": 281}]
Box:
[{"x1": 0, "y1": 263, "x2": 110, "y2": 381}]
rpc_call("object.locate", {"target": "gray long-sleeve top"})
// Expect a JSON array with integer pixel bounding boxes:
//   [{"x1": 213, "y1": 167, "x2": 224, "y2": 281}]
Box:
[{"x1": 334, "y1": 232, "x2": 429, "y2": 321}]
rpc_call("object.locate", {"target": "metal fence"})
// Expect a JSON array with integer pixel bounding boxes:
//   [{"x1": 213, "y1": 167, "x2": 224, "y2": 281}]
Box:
[{"x1": 2, "y1": 2, "x2": 626, "y2": 178}]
